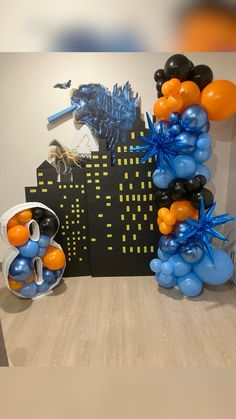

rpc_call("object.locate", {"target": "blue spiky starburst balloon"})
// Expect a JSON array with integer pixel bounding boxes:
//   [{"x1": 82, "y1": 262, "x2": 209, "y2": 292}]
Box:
[
  {"x1": 175, "y1": 198, "x2": 236, "y2": 262},
  {"x1": 130, "y1": 113, "x2": 193, "y2": 173}
]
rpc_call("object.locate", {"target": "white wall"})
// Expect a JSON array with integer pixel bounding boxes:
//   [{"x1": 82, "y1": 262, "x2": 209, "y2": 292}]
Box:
[{"x1": 0, "y1": 52, "x2": 235, "y2": 260}]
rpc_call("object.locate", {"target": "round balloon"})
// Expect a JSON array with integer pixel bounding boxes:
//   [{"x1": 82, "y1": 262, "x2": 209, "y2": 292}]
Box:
[
  {"x1": 181, "y1": 105, "x2": 208, "y2": 133},
  {"x1": 164, "y1": 54, "x2": 192, "y2": 81},
  {"x1": 173, "y1": 155, "x2": 197, "y2": 179},
  {"x1": 180, "y1": 81, "x2": 201, "y2": 109},
  {"x1": 39, "y1": 215, "x2": 58, "y2": 237},
  {"x1": 169, "y1": 254, "x2": 192, "y2": 277},
  {"x1": 193, "y1": 248, "x2": 234, "y2": 285},
  {"x1": 156, "y1": 272, "x2": 176, "y2": 288},
  {"x1": 196, "y1": 164, "x2": 211, "y2": 182},
  {"x1": 189, "y1": 65, "x2": 213, "y2": 90},
  {"x1": 42, "y1": 246, "x2": 66, "y2": 270},
  {"x1": 9, "y1": 256, "x2": 34, "y2": 282},
  {"x1": 152, "y1": 166, "x2": 174, "y2": 189},
  {"x1": 201, "y1": 80, "x2": 236, "y2": 121},
  {"x1": 17, "y1": 209, "x2": 32, "y2": 224},
  {"x1": 150, "y1": 258, "x2": 162, "y2": 274},
  {"x1": 20, "y1": 282, "x2": 37, "y2": 298},
  {"x1": 177, "y1": 273, "x2": 203, "y2": 297},
  {"x1": 18, "y1": 240, "x2": 39, "y2": 258},
  {"x1": 7, "y1": 225, "x2": 30, "y2": 247}
]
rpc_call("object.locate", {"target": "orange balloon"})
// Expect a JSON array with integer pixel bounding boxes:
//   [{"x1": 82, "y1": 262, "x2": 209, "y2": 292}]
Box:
[
  {"x1": 163, "y1": 212, "x2": 177, "y2": 226},
  {"x1": 162, "y1": 78, "x2": 181, "y2": 97},
  {"x1": 8, "y1": 278, "x2": 23, "y2": 291},
  {"x1": 170, "y1": 201, "x2": 194, "y2": 221},
  {"x1": 157, "y1": 216, "x2": 162, "y2": 226},
  {"x1": 153, "y1": 97, "x2": 170, "y2": 120},
  {"x1": 7, "y1": 225, "x2": 30, "y2": 246},
  {"x1": 27, "y1": 274, "x2": 35, "y2": 283},
  {"x1": 17, "y1": 209, "x2": 32, "y2": 224},
  {"x1": 159, "y1": 221, "x2": 173, "y2": 235},
  {"x1": 192, "y1": 209, "x2": 199, "y2": 220},
  {"x1": 167, "y1": 95, "x2": 183, "y2": 112},
  {"x1": 158, "y1": 207, "x2": 170, "y2": 220},
  {"x1": 180, "y1": 81, "x2": 201, "y2": 109},
  {"x1": 7, "y1": 215, "x2": 19, "y2": 230},
  {"x1": 201, "y1": 80, "x2": 236, "y2": 120},
  {"x1": 42, "y1": 246, "x2": 66, "y2": 270}
]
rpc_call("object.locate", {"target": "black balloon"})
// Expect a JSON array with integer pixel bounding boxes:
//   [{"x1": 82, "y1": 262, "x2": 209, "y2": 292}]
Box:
[
  {"x1": 168, "y1": 178, "x2": 188, "y2": 200},
  {"x1": 195, "y1": 175, "x2": 207, "y2": 188},
  {"x1": 157, "y1": 91, "x2": 163, "y2": 98},
  {"x1": 189, "y1": 64, "x2": 213, "y2": 90},
  {"x1": 185, "y1": 176, "x2": 204, "y2": 193},
  {"x1": 190, "y1": 188, "x2": 214, "y2": 209},
  {"x1": 155, "y1": 189, "x2": 173, "y2": 208},
  {"x1": 32, "y1": 207, "x2": 46, "y2": 222},
  {"x1": 39, "y1": 215, "x2": 58, "y2": 236},
  {"x1": 156, "y1": 78, "x2": 166, "y2": 93},
  {"x1": 164, "y1": 54, "x2": 192, "y2": 81},
  {"x1": 154, "y1": 68, "x2": 165, "y2": 82}
]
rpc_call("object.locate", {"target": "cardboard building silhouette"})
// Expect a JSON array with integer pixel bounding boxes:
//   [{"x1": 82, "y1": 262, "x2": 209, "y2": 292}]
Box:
[{"x1": 25, "y1": 110, "x2": 160, "y2": 277}]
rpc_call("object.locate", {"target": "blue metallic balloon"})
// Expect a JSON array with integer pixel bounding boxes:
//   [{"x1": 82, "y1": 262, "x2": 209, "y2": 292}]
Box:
[
  {"x1": 38, "y1": 247, "x2": 47, "y2": 257},
  {"x1": 196, "y1": 164, "x2": 211, "y2": 182},
  {"x1": 170, "y1": 124, "x2": 182, "y2": 136},
  {"x1": 154, "y1": 120, "x2": 171, "y2": 136},
  {"x1": 181, "y1": 105, "x2": 208, "y2": 133},
  {"x1": 155, "y1": 272, "x2": 177, "y2": 288},
  {"x1": 161, "y1": 261, "x2": 174, "y2": 275},
  {"x1": 180, "y1": 242, "x2": 204, "y2": 264},
  {"x1": 37, "y1": 281, "x2": 50, "y2": 293},
  {"x1": 193, "y1": 248, "x2": 234, "y2": 285},
  {"x1": 169, "y1": 254, "x2": 192, "y2": 277},
  {"x1": 157, "y1": 248, "x2": 169, "y2": 261},
  {"x1": 150, "y1": 258, "x2": 162, "y2": 273},
  {"x1": 193, "y1": 146, "x2": 212, "y2": 163},
  {"x1": 169, "y1": 112, "x2": 180, "y2": 124},
  {"x1": 38, "y1": 234, "x2": 51, "y2": 248},
  {"x1": 197, "y1": 133, "x2": 212, "y2": 150},
  {"x1": 152, "y1": 166, "x2": 175, "y2": 189},
  {"x1": 159, "y1": 235, "x2": 179, "y2": 255},
  {"x1": 173, "y1": 155, "x2": 196, "y2": 179},
  {"x1": 18, "y1": 240, "x2": 39, "y2": 258},
  {"x1": 43, "y1": 268, "x2": 56, "y2": 283},
  {"x1": 175, "y1": 132, "x2": 197, "y2": 154},
  {"x1": 9, "y1": 256, "x2": 34, "y2": 282},
  {"x1": 174, "y1": 223, "x2": 194, "y2": 243},
  {"x1": 177, "y1": 273, "x2": 203, "y2": 297},
  {"x1": 200, "y1": 121, "x2": 210, "y2": 134},
  {"x1": 19, "y1": 282, "x2": 37, "y2": 298}
]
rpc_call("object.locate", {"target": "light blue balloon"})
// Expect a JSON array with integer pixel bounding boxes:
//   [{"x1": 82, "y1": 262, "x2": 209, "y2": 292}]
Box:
[
  {"x1": 38, "y1": 247, "x2": 47, "y2": 257},
  {"x1": 193, "y1": 248, "x2": 234, "y2": 285},
  {"x1": 196, "y1": 164, "x2": 211, "y2": 182},
  {"x1": 9, "y1": 256, "x2": 34, "y2": 282},
  {"x1": 161, "y1": 261, "x2": 174, "y2": 275},
  {"x1": 150, "y1": 258, "x2": 162, "y2": 273},
  {"x1": 152, "y1": 166, "x2": 174, "y2": 189},
  {"x1": 173, "y1": 155, "x2": 196, "y2": 179},
  {"x1": 197, "y1": 133, "x2": 212, "y2": 150},
  {"x1": 38, "y1": 234, "x2": 51, "y2": 248},
  {"x1": 18, "y1": 240, "x2": 39, "y2": 258},
  {"x1": 20, "y1": 282, "x2": 37, "y2": 298},
  {"x1": 193, "y1": 146, "x2": 212, "y2": 163},
  {"x1": 169, "y1": 254, "x2": 192, "y2": 277},
  {"x1": 155, "y1": 272, "x2": 176, "y2": 288},
  {"x1": 177, "y1": 273, "x2": 203, "y2": 297},
  {"x1": 157, "y1": 248, "x2": 169, "y2": 261},
  {"x1": 37, "y1": 281, "x2": 50, "y2": 293}
]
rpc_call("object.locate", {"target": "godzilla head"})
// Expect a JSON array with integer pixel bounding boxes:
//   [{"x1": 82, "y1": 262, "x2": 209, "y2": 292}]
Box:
[{"x1": 71, "y1": 84, "x2": 99, "y2": 123}]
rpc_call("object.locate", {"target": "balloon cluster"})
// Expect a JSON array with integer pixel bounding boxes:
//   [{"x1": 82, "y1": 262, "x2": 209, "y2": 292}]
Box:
[
  {"x1": 154, "y1": 54, "x2": 236, "y2": 121},
  {"x1": 6, "y1": 206, "x2": 66, "y2": 298},
  {"x1": 132, "y1": 54, "x2": 236, "y2": 297}
]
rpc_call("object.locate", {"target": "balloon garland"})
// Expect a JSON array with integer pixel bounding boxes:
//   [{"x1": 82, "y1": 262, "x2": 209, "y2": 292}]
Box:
[{"x1": 133, "y1": 54, "x2": 236, "y2": 298}]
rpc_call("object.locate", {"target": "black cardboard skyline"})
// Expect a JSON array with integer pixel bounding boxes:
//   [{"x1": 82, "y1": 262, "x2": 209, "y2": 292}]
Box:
[{"x1": 25, "y1": 109, "x2": 160, "y2": 277}]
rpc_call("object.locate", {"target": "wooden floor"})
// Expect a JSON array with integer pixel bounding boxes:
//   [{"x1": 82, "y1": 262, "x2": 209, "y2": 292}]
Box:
[{"x1": 1, "y1": 276, "x2": 236, "y2": 367}]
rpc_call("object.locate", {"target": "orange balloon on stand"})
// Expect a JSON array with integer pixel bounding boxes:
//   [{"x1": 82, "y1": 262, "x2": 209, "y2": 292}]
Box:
[
  {"x1": 159, "y1": 221, "x2": 173, "y2": 235},
  {"x1": 167, "y1": 95, "x2": 183, "y2": 112},
  {"x1": 7, "y1": 215, "x2": 19, "y2": 230},
  {"x1": 153, "y1": 97, "x2": 170, "y2": 120},
  {"x1": 8, "y1": 278, "x2": 23, "y2": 291},
  {"x1": 7, "y1": 225, "x2": 30, "y2": 246},
  {"x1": 157, "y1": 216, "x2": 162, "y2": 226},
  {"x1": 17, "y1": 209, "x2": 32, "y2": 224},
  {"x1": 158, "y1": 208, "x2": 170, "y2": 219},
  {"x1": 180, "y1": 81, "x2": 201, "y2": 109},
  {"x1": 163, "y1": 212, "x2": 177, "y2": 226},
  {"x1": 170, "y1": 201, "x2": 194, "y2": 221},
  {"x1": 192, "y1": 209, "x2": 199, "y2": 220},
  {"x1": 162, "y1": 78, "x2": 181, "y2": 97},
  {"x1": 42, "y1": 246, "x2": 66, "y2": 270},
  {"x1": 201, "y1": 80, "x2": 236, "y2": 120}
]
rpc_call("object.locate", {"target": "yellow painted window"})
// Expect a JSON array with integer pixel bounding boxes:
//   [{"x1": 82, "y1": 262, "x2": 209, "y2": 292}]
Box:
[
  {"x1": 95, "y1": 179, "x2": 100, "y2": 183},
  {"x1": 137, "y1": 195, "x2": 141, "y2": 202},
  {"x1": 42, "y1": 189, "x2": 48, "y2": 193},
  {"x1": 96, "y1": 195, "x2": 100, "y2": 199},
  {"x1": 91, "y1": 238, "x2": 96, "y2": 242},
  {"x1": 117, "y1": 146, "x2": 121, "y2": 152},
  {"x1": 141, "y1": 182, "x2": 145, "y2": 189},
  {"x1": 132, "y1": 214, "x2": 136, "y2": 221},
  {"x1": 106, "y1": 195, "x2": 111, "y2": 200},
  {"x1": 124, "y1": 172, "x2": 129, "y2": 179},
  {"x1": 94, "y1": 164, "x2": 99, "y2": 168},
  {"x1": 119, "y1": 195, "x2": 123, "y2": 202},
  {"x1": 124, "y1": 146, "x2": 127, "y2": 152},
  {"x1": 135, "y1": 157, "x2": 139, "y2": 164},
  {"x1": 138, "y1": 224, "x2": 142, "y2": 230},
  {"x1": 75, "y1": 185, "x2": 79, "y2": 188},
  {"x1": 106, "y1": 202, "x2": 111, "y2": 207},
  {"x1": 59, "y1": 185, "x2": 62, "y2": 189},
  {"x1": 86, "y1": 173, "x2": 91, "y2": 177},
  {"x1": 135, "y1": 171, "x2": 139, "y2": 178},
  {"x1": 98, "y1": 214, "x2": 103, "y2": 218},
  {"x1": 133, "y1": 234, "x2": 136, "y2": 240},
  {"x1": 107, "y1": 223, "x2": 112, "y2": 227},
  {"x1": 63, "y1": 185, "x2": 66, "y2": 189},
  {"x1": 60, "y1": 204, "x2": 64, "y2": 208},
  {"x1": 126, "y1": 195, "x2": 130, "y2": 202},
  {"x1": 107, "y1": 234, "x2": 112, "y2": 238},
  {"x1": 96, "y1": 186, "x2": 101, "y2": 190},
  {"x1": 148, "y1": 181, "x2": 152, "y2": 188},
  {"x1": 119, "y1": 184, "x2": 123, "y2": 191},
  {"x1": 121, "y1": 214, "x2": 125, "y2": 220},
  {"x1": 86, "y1": 164, "x2": 92, "y2": 168},
  {"x1": 148, "y1": 171, "x2": 152, "y2": 178},
  {"x1": 137, "y1": 205, "x2": 141, "y2": 212},
  {"x1": 131, "y1": 132, "x2": 135, "y2": 139},
  {"x1": 148, "y1": 158, "x2": 152, "y2": 163},
  {"x1": 126, "y1": 224, "x2": 130, "y2": 231},
  {"x1": 102, "y1": 155, "x2": 107, "y2": 159},
  {"x1": 149, "y1": 205, "x2": 153, "y2": 211},
  {"x1": 38, "y1": 172, "x2": 43, "y2": 177},
  {"x1": 103, "y1": 172, "x2": 108, "y2": 176},
  {"x1": 103, "y1": 163, "x2": 108, "y2": 167},
  {"x1": 126, "y1": 206, "x2": 130, "y2": 212},
  {"x1": 69, "y1": 184, "x2": 73, "y2": 188},
  {"x1": 79, "y1": 258, "x2": 82, "y2": 261},
  {"x1": 130, "y1": 158, "x2": 134, "y2": 164},
  {"x1": 95, "y1": 172, "x2": 99, "y2": 176},
  {"x1": 107, "y1": 246, "x2": 113, "y2": 251},
  {"x1": 144, "y1": 214, "x2": 147, "y2": 220},
  {"x1": 150, "y1": 246, "x2": 154, "y2": 252},
  {"x1": 29, "y1": 189, "x2": 36, "y2": 193},
  {"x1": 87, "y1": 180, "x2": 92, "y2": 184},
  {"x1": 118, "y1": 158, "x2": 122, "y2": 165},
  {"x1": 124, "y1": 158, "x2": 127, "y2": 165},
  {"x1": 149, "y1": 194, "x2": 153, "y2": 200},
  {"x1": 143, "y1": 195, "x2": 147, "y2": 201},
  {"x1": 130, "y1": 246, "x2": 134, "y2": 253},
  {"x1": 132, "y1": 194, "x2": 136, "y2": 201},
  {"x1": 150, "y1": 224, "x2": 154, "y2": 230},
  {"x1": 122, "y1": 235, "x2": 126, "y2": 242},
  {"x1": 92, "y1": 155, "x2": 99, "y2": 159},
  {"x1": 144, "y1": 246, "x2": 147, "y2": 253},
  {"x1": 122, "y1": 246, "x2": 126, "y2": 254},
  {"x1": 129, "y1": 183, "x2": 133, "y2": 190},
  {"x1": 39, "y1": 181, "x2": 44, "y2": 185}
]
